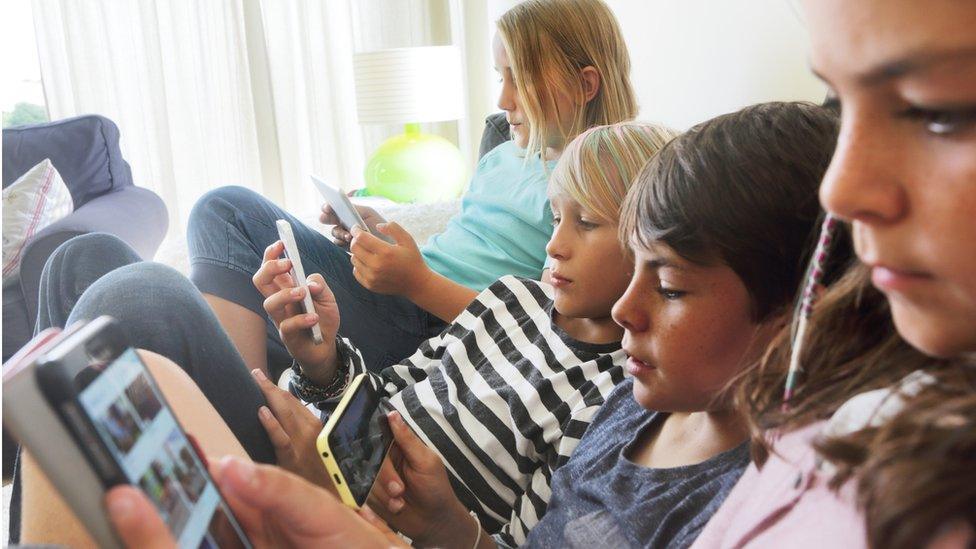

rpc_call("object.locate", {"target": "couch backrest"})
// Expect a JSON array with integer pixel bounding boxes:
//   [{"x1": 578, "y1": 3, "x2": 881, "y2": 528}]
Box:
[
  {"x1": 479, "y1": 112, "x2": 511, "y2": 160},
  {"x1": 2, "y1": 114, "x2": 134, "y2": 207}
]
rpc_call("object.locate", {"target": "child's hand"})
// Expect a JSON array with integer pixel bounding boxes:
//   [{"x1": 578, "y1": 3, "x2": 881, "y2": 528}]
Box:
[
  {"x1": 251, "y1": 369, "x2": 334, "y2": 491},
  {"x1": 369, "y1": 411, "x2": 480, "y2": 548},
  {"x1": 320, "y1": 202, "x2": 385, "y2": 247},
  {"x1": 253, "y1": 241, "x2": 341, "y2": 384},
  {"x1": 105, "y1": 457, "x2": 408, "y2": 548},
  {"x1": 349, "y1": 223, "x2": 432, "y2": 298}
]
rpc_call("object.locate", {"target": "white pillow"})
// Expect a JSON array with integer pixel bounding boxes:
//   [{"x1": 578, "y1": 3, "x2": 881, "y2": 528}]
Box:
[{"x1": 2, "y1": 159, "x2": 74, "y2": 287}]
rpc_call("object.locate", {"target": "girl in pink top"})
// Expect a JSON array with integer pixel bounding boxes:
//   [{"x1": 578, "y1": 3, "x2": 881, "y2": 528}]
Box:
[{"x1": 694, "y1": 0, "x2": 976, "y2": 547}]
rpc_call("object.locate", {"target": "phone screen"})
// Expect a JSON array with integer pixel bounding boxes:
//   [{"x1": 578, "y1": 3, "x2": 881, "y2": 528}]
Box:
[
  {"x1": 328, "y1": 381, "x2": 393, "y2": 506},
  {"x1": 75, "y1": 349, "x2": 249, "y2": 548}
]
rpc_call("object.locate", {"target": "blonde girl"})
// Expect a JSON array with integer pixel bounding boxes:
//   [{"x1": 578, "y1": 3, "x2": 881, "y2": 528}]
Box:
[{"x1": 180, "y1": 0, "x2": 639, "y2": 380}]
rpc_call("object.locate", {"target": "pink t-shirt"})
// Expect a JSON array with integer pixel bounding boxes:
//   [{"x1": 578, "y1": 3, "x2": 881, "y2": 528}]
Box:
[{"x1": 690, "y1": 421, "x2": 867, "y2": 548}]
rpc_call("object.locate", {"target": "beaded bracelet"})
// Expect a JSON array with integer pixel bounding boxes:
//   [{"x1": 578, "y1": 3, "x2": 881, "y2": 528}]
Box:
[{"x1": 289, "y1": 338, "x2": 351, "y2": 402}]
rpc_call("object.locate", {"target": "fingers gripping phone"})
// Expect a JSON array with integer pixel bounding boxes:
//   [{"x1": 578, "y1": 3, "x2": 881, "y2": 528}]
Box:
[
  {"x1": 276, "y1": 219, "x2": 324, "y2": 345},
  {"x1": 34, "y1": 317, "x2": 252, "y2": 548},
  {"x1": 316, "y1": 373, "x2": 395, "y2": 508},
  {"x1": 310, "y1": 175, "x2": 395, "y2": 245}
]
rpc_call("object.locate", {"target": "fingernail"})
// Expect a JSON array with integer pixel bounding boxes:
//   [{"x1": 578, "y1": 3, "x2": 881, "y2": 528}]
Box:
[
  {"x1": 390, "y1": 498, "x2": 404, "y2": 512},
  {"x1": 278, "y1": 259, "x2": 289, "y2": 267},
  {"x1": 107, "y1": 491, "x2": 135, "y2": 519},
  {"x1": 291, "y1": 288, "x2": 302, "y2": 297},
  {"x1": 252, "y1": 369, "x2": 267, "y2": 382},
  {"x1": 259, "y1": 406, "x2": 272, "y2": 420},
  {"x1": 389, "y1": 480, "x2": 402, "y2": 493},
  {"x1": 307, "y1": 313, "x2": 318, "y2": 324}
]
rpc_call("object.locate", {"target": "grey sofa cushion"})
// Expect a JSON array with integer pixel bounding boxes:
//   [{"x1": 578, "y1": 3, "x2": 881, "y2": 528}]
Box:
[
  {"x1": 2, "y1": 115, "x2": 134, "y2": 207},
  {"x1": 479, "y1": 112, "x2": 511, "y2": 159}
]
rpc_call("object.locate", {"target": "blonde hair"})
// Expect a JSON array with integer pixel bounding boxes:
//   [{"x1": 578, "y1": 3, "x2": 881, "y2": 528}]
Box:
[
  {"x1": 549, "y1": 122, "x2": 676, "y2": 223},
  {"x1": 497, "y1": 0, "x2": 638, "y2": 160}
]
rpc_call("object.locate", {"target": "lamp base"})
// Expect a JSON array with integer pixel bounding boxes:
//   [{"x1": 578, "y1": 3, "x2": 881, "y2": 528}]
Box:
[{"x1": 364, "y1": 123, "x2": 466, "y2": 203}]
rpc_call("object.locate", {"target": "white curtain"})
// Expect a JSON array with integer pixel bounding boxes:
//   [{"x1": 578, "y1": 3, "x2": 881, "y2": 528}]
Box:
[
  {"x1": 260, "y1": 0, "x2": 458, "y2": 217},
  {"x1": 32, "y1": 0, "x2": 264, "y2": 235},
  {"x1": 31, "y1": 0, "x2": 461, "y2": 238}
]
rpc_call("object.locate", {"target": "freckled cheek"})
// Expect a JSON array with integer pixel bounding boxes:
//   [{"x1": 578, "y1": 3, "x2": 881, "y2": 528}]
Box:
[{"x1": 662, "y1": 316, "x2": 745, "y2": 376}]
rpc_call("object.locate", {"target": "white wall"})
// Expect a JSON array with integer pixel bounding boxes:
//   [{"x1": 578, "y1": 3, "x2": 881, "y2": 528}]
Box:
[{"x1": 483, "y1": 0, "x2": 826, "y2": 130}]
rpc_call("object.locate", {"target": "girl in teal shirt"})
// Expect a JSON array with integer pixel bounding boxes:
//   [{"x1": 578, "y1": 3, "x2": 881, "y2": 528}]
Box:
[{"x1": 185, "y1": 0, "x2": 639, "y2": 376}]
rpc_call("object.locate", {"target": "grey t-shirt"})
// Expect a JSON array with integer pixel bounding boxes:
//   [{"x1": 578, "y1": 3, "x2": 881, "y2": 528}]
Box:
[{"x1": 520, "y1": 379, "x2": 750, "y2": 549}]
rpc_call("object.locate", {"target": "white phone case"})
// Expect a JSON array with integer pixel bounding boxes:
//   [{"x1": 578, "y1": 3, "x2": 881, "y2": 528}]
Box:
[
  {"x1": 2, "y1": 322, "x2": 125, "y2": 549},
  {"x1": 276, "y1": 219, "x2": 324, "y2": 344}
]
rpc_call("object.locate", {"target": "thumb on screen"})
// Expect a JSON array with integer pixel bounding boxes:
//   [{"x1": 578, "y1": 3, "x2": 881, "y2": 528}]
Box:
[
  {"x1": 105, "y1": 486, "x2": 177, "y2": 549},
  {"x1": 387, "y1": 411, "x2": 435, "y2": 468},
  {"x1": 375, "y1": 222, "x2": 413, "y2": 248}
]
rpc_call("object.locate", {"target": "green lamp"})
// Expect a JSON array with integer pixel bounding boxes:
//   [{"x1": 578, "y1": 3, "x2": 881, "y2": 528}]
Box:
[{"x1": 354, "y1": 46, "x2": 466, "y2": 203}]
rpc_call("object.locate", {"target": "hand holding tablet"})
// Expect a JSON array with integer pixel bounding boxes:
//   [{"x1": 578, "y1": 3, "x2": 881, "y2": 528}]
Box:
[{"x1": 312, "y1": 175, "x2": 395, "y2": 245}]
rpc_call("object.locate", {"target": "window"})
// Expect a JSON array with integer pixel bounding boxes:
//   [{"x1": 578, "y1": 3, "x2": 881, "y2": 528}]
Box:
[{"x1": 2, "y1": 2, "x2": 48, "y2": 128}]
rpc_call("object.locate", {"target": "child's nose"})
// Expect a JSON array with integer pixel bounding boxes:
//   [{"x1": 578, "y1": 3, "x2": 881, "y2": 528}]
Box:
[
  {"x1": 819, "y1": 113, "x2": 907, "y2": 225},
  {"x1": 612, "y1": 285, "x2": 648, "y2": 333},
  {"x1": 497, "y1": 83, "x2": 517, "y2": 113}
]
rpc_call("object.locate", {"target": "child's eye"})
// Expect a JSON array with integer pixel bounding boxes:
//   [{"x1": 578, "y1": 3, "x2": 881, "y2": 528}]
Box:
[
  {"x1": 551, "y1": 216, "x2": 561, "y2": 226},
  {"x1": 656, "y1": 287, "x2": 686, "y2": 300},
  {"x1": 898, "y1": 106, "x2": 976, "y2": 136},
  {"x1": 577, "y1": 218, "x2": 599, "y2": 230}
]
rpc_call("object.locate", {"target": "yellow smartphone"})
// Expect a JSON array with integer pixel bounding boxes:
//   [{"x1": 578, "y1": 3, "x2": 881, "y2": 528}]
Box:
[{"x1": 316, "y1": 373, "x2": 395, "y2": 508}]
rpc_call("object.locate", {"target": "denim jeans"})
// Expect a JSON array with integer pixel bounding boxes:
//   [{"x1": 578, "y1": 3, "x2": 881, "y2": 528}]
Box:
[
  {"x1": 8, "y1": 233, "x2": 277, "y2": 543},
  {"x1": 34, "y1": 233, "x2": 275, "y2": 462},
  {"x1": 187, "y1": 186, "x2": 446, "y2": 374}
]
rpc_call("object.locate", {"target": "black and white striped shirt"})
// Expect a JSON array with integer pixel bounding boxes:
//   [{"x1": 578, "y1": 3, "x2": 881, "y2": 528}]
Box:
[{"x1": 302, "y1": 276, "x2": 628, "y2": 545}]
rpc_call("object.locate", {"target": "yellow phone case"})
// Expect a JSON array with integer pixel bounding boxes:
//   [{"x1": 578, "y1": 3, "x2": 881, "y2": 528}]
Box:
[{"x1": 316, "y1": 373, "x2": 385, "y2": 509}]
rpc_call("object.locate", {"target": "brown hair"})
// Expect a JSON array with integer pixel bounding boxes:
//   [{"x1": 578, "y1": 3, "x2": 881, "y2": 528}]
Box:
[
  {"x1": 497, "y1": 0, "x2": 638, "y2": 160},
  {"x1": 740, "y1": 261, "x2": 976, "y2": 547},
  {"x1": 620, "y1": 102, "x2": 839, "y2": 321}
]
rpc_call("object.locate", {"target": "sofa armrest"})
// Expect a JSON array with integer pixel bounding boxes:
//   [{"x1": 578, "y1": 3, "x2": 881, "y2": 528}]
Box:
[{"x1": 18, "y1": 185, "x2": 169, "y2": 321}]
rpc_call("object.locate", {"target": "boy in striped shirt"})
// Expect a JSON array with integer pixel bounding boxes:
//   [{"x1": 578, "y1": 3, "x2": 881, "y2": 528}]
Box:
[{"x1": 254, "y1": 123, "x2": 676, "y2": 545}]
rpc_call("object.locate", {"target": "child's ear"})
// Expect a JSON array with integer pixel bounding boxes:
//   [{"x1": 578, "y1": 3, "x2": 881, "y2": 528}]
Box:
[{"x1": 580, "y1": 66, "x2": 601, "y2": 104}]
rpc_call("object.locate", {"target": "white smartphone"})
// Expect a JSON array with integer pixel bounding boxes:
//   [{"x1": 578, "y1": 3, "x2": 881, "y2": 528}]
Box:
[
  {"x1": 310, "y1": 175, "x2": 395, "y2": 245},
  {"x1": 2, "y1": 324, "x2": 126, "y2": 547},
  {"x1": 5, "y1": 318, "x2": 252, "y2": 548},
  {"x1": 276, "y1": 219, "x2": 324, "y2": 345}
]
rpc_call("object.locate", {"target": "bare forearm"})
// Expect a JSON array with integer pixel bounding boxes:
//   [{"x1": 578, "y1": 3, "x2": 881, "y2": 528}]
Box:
[
  {"x1": 408, "y1": 269, "x2": 478, "y2": 322},
  {"x1": 414, "y1": 504, "x2": 497, "y2": 549}
]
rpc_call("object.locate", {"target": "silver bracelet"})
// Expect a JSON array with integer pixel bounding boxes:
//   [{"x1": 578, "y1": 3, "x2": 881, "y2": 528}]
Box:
[{"x1": 469, "y1": 510, "x2": 482, "y2": 549}]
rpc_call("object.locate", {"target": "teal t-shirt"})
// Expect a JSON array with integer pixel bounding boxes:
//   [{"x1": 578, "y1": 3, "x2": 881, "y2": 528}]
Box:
[{"x1": 421, "y1": 141, "x2": 554, "y2": 291}]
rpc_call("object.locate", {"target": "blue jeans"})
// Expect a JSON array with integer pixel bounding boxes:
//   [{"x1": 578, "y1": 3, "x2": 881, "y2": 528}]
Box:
[
  {"x1": 8, "y1": 233, "x2": 276, "y2": 543},
  {"x1": 34, "y1": 233, "x2": 275, "y2": 463},
  {"x1": 187, "y1": 186, "x2": 446, "y2": 374}
]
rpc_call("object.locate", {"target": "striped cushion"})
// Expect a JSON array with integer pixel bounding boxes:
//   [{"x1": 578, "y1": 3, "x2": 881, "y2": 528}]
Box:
[{"x1": 2, "y1": 158, "x2": 74, "y2": 286}]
